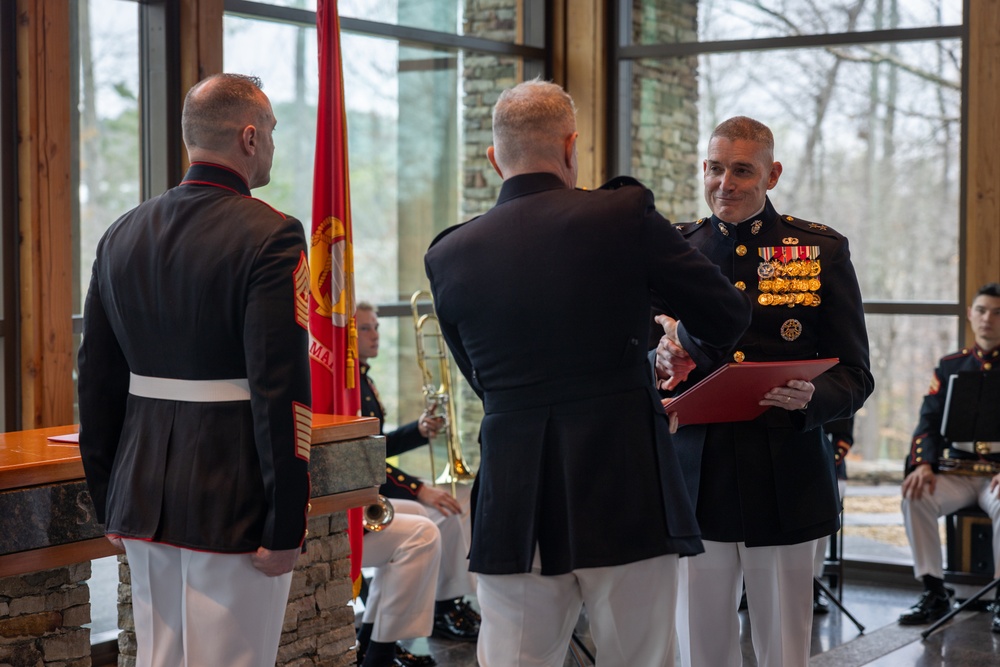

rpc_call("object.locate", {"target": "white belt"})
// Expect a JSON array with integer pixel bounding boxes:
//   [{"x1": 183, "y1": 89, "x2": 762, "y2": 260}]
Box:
[
  {"x1": 129, "y1": 373, "x2": 251, "y2": 402},
  {"x1": 951, "y1": 441, "x2": 1000, "y2": 455}
]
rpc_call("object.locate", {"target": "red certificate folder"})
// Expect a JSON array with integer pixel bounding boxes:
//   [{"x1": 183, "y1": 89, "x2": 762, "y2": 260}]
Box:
[{"x1": 664, "y1": 358, "x2": 839, "y2": 426}]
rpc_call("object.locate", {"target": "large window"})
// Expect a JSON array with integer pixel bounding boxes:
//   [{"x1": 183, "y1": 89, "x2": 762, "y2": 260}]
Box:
[
  {"x1": 614, "y1": 0, "x2": 965, "y2": 566},
  {"x1": 224, "y1": 0, "x2": 545, "y2": 482},
  {"x1": 70, "y1": 0, "x2": 144, "y2": 643}
]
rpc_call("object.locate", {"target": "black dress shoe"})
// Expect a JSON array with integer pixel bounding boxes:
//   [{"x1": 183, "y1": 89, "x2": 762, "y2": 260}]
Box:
[
  {"x1": 991, "y1": 602, "x2": 1000, "y2": 634},
  {"x1": 452, "y1": 598, "x2": 482, "y2": 626},
  {"x1": 394, "y1": 643, "x2": 436, "y2": 667},
  {"x1": 432, "y1": 601, "x2": 480, "y2": 642},
  {"x1": 898, "y1": 588, "x2": 954, "y2": 625}
]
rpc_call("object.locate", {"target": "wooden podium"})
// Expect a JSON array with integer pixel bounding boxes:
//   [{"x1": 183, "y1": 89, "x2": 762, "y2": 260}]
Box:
[{"x1": 0, "y1": 414, "x2": 383, "y2": 578}]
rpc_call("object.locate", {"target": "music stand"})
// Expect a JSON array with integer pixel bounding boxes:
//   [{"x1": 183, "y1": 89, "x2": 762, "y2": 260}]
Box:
[
  {"x1": 814, "y1": 576, "x2": 865, "y2": 633},
  {"x1": 921, "y1": 371, "x2": 1000, "y2": 639}
]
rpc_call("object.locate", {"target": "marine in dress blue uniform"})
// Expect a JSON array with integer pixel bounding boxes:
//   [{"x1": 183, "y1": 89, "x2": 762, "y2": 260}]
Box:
[
  {"x1": 655, "y1": 116, "x2": 873, "y2": 667},
  {"x1": 78, "y1": 74, "x2": 311, "y2": 667},
  {"x1": 425, "y1": 80, "x2": 752, "y2": 667},
  {"x1": 898, "y1": 283, "x2": 1000, "y2": 632}
]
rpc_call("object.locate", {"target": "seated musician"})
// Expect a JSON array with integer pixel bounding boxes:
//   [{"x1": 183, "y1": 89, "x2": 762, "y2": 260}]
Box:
[
  {"x1": 355, "y1": 301, "x2": 480, "y2": 662},
  {"x1": 899, "y1": 282, "x2": 1000, "y2": 631}
]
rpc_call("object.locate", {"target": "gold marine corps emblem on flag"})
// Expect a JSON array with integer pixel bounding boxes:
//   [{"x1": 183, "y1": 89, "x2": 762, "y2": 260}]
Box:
[{"x1": 310, "y1": 215, "x2": 353, "y2": 326}]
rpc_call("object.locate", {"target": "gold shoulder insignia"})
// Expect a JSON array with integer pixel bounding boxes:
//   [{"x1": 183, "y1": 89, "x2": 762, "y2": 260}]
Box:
[{"x1": 808, "y1": 223, "x2": 828, "y2": 231}]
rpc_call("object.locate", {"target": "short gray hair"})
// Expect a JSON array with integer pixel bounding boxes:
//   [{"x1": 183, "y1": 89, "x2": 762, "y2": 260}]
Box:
[
  {"x1": 492, "y1": 78, "x2": 576, "y2": 168},
  {"x1": 710, "y1": 116, "x2": 774, "y2": 159}
]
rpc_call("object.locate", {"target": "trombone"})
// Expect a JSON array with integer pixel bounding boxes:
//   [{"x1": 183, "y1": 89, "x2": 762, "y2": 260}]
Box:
[{"x1": 410, "y1": 290, "x2": 476, "y2": 496}]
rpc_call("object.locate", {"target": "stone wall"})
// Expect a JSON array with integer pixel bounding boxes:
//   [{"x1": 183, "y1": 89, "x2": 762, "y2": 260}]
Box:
[
  {"x1": 462, "y1": 0, "x2": 518, "y2": 221},
  {"x1": 629, "y1": 0, "x2": 700, "y2": 221},
  {"x1": 0, "y1": 563, "x2": 92, "y2": 667},
  {"x1": 115, "y1": 513, "x2": 356, "y2": 667}
]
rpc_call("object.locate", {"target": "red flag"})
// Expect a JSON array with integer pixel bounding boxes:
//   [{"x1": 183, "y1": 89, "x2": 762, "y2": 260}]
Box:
[{"x1": 311, "y1": 0, "x2": 364, "y2": 596}]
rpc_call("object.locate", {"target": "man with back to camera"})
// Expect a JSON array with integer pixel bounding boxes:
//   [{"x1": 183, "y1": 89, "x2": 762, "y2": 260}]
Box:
[
  {"x1": 424, "y1": 78, "x2": 752, "y2": 667},
  {"x1": 78, "y1": 73, "x2": 311, "y2": 667},
  {"x1": 898, "y1": 282, "x2": 1000, "y2": 632},
  {"x1": 654, "y1": 116, "x2": 873, "y2": 666}
]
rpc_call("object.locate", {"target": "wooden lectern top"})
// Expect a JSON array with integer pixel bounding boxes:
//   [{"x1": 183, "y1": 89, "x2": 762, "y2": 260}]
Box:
[{"x1": 0, "y1": 415, "x2": 380, "y2": 492}]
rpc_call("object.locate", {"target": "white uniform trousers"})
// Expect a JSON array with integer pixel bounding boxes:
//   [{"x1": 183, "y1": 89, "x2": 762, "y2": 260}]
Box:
[
  {"x1": 361, "y1": 511, "x2": 442, "y2": 642},
  {"x1": 814, "y1": 479, "x2": 847, "y2": 578},
  {"x1": 477, "y1": 553, "x2": 679, "y2": 667},
  {"x1": 391, "y1": 496, "x2": 476, "y2": 600},
  {"x1": 677, "y1": 539, "x2": 816, "y2": 667},
  {"x1": 901, "y1": 473, "x2": 1000, "y2": 580},
  {"x1": 124, "y1": 539, "x2": 293, "y2": 667}
]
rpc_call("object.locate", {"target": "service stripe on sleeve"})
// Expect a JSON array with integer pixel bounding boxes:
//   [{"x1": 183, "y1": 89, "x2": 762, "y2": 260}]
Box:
[
  {"x1": 293, "y1": 402, "x2": 313, "y2": 461},
  {"x1": 294, "y1": 251, "x2": 310, "y2": 330}
]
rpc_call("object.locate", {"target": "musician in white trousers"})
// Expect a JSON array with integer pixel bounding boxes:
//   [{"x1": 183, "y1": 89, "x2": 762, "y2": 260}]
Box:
[
  {"x1": 899, "y1": 282, "x2": 1000, "y2": 631},
  {"x1": 355, "y1": 301, "x2": 479, "y2": 667},
  {"x1": 391, "y1": 494, "x2": 477, "y2": 602},
  {"x1": 360, "y1": 512, "x2": 443, "y2": 665}
]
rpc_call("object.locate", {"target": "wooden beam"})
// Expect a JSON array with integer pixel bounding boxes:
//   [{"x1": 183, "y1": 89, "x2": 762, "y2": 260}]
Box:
[
  {"x1": 554, "y1": 0, "x2": 607, "y2": 190},
  {"x1": 179, "y1": 0, "x2": 224, "y2": 169},
  {"x1": 15, "y1": 0, "x2": 74, "y2": 429},
  {"x1": 965, "y1": 1, "x2": 1000, "y2": 312}
]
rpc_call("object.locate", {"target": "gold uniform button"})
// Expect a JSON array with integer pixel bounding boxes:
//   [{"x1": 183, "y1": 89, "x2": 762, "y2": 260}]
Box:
[
  {"x1": 736, "y1": 244, "x2": 747, "y2": 256},
  {"x1": 985, "y1": 362, "x2": 993, "y2": 371},
  {"x1": 307, "y1": 503, "x2": 313, "y2": 512},
  {"x1": 733, "y1": 351, "x2": 745, "y2": 363},
  {"x1": 304, "y1": 529, "x2": 309, "y2": 537},
  {"x1": 735, "y1": 281, "x2": 746, "y2": 290}
]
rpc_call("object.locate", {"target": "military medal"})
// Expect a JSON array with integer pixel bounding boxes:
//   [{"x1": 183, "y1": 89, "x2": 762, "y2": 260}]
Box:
[
  {"x1": 780, "y1": 319, "x2": 803, "y2": 341},
  {"x1": 756, "y1": 244, "x2": 822, "y2": 307}
]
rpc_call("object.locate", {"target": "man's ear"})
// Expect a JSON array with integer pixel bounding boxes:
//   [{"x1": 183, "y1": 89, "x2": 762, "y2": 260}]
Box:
[
  {"x1": 242, "y1": 125, "x2": 258, "y2": 156},
  {"x1": 767, "y1": 160, "x2": 783, "y2": 190},
  {"x1": 564, "y1": 132, "x2": 578, "y2": 167},
  {"x1": 487, "y1": 145, "x2": 503, "y2": 178}
]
